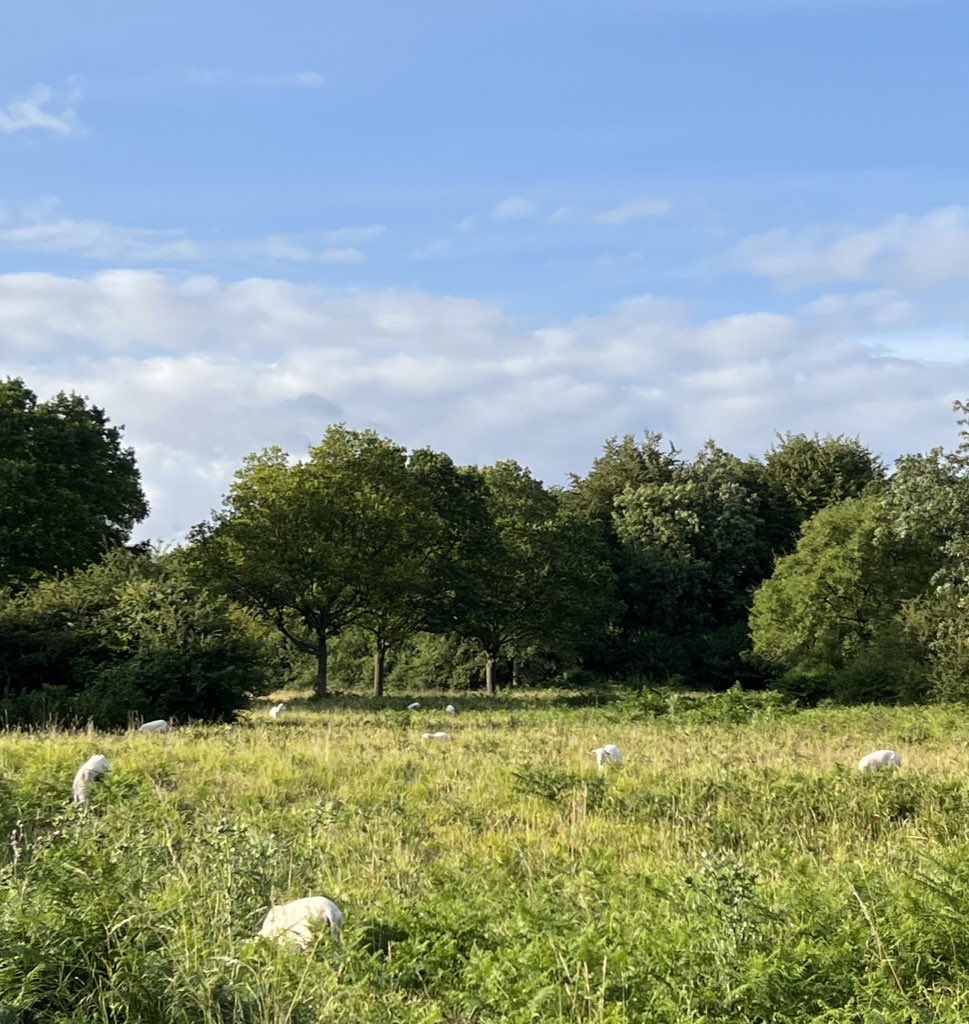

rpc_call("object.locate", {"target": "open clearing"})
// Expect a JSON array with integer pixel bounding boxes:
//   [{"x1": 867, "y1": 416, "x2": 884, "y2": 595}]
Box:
[{"x1": 4, "y1": 689, "x2": 969, "y2": 1023}]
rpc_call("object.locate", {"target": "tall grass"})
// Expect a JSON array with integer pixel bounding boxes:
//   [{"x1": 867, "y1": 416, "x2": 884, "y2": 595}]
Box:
[{"x1": 4, "y1": 690, "x2": 969, "y2": 1022}]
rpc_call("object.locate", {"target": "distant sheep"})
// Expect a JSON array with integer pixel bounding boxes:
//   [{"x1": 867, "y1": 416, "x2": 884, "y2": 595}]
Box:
[
  {"x1": 858, "y1": 749, "x2": 902, "y2": 771},
  {"x1": 445, "y1": 704, "x2": 456, "y2": 714},
  {"x1": 421, "y1": 732, "x2": 451, "y2": 741},
  {"x1": 591, "y1": 744, "x2": 624, "y2": 768},
  {"x1": 73, "y1": 754, "x2": 110, "y2": 804},
  {"x1": 257, "y1": 896, "x2": 343, "y2": 948},
  {"x1": 138, "y1": 719, "x2": 169, "y2": 733},
  {"x1": 268, "y1": 703, "x2": 287, "y2": 719}
]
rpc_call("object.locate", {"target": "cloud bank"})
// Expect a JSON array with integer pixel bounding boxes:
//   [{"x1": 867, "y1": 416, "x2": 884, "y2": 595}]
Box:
[
  {"x1": 0, "y1": 83, "x2": 83, "y2": 137},
  {"x1": 1, "y1": 270, "x2": 963, "y2": 543}
]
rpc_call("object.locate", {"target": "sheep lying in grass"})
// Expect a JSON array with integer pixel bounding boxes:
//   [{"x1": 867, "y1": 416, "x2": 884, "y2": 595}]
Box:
[
  {"x1": 138, "y1": 719, "x2": 169, "y2": 733},
  {"x1": 591, "y1": 744, "x2": 624, "y2": 768},
  {"x1": 73, "y1": 754, "x2": 110, "y2": 804},
  {"x1": 268, "y1": 702, "x2": 287, "y2": 719},
  {"x1": 257, "y1": 896, "x2": 343, "y2": 948},
  {"x1": 421, "y1": 732, "x2": 451, "y2": 741},
  {"x1": 858, "y1": 749, "x2": 902, "y2": 771},
  {"x1": 445, "y1": 704, "x2": 456, "y2": 714}
]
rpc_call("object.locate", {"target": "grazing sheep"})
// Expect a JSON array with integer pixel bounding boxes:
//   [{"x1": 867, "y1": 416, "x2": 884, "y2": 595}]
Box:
[
  {"x1": 421, "y1": 732, "x2": 451, "y2": 741},
  {"x1": 591, "y1": 744, "x2": 624, "y2": 768},
  {"x1": 257, "y1": 896, "x2": 343, "y2": 948},
  {"x1": 445, "y1": 704, "x2": 456, "y2": 714},
  {"x1": 407, "y1": 701, "x2": 421, "y2": 710},
  {"x1": 268, "y1": 702, "x2": 287, "y2": 719},
  {"x1": 858, "y1": 749, "x2": 902, "y2": 771},
  {"x1": 138, "y1": 719, "x2": 169, "y2": 733},
  {"x1": 73, "y1": 754, "x2": 110, "y2": 804}
]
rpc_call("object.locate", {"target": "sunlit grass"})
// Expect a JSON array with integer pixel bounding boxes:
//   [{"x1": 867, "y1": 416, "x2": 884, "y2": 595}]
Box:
[{"x1": 4, "y1": 689, "x2": 969, "y2": 1021}]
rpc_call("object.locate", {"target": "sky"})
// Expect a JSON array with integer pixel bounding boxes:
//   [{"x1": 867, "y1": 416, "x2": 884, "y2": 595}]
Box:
[{"x1": 3, "y1": 0, "x2": 969, "y2": 542}]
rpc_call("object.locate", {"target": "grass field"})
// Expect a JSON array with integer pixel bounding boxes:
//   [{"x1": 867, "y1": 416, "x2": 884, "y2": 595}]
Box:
[{"x1": 4, "y1": 687, "x2": 969, "y2": 1023}]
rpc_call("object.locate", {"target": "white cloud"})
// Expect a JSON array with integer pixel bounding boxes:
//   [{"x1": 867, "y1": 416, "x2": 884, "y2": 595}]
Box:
[
  {"x1": 594, "y1": 198, "x2": 671, "y2": 224},
  {"x1": 733, "y1": 206, "x2": 969, "y2": 290},
  {"x1": 798, "y1": 288, "x2": 915, "y2": 330},
  {"x1": 548, "y1": 199, "x2": 671, "y2": 226},
  {"x1": 0, "y1": 83, "x2": 83, "y2": 137},
  {"x1": 493, "y1": 197, "x2": 536, "y2": 220},
  {"x1": 411, "y1": 238, "x2": 451, "y2": 261},
  {"x1": 190, "y1": 69, "x2": 324, "y2": 88},
  {"x1": 256, "y1": 71, "x2": 323, "y2": 87},
  {"x1": 548, "y1": 204, "x2": 579, "y2": 224},
  {"x1": 3, "y1": 270, "x2": 966, "y2": 543},
  {"x1": 0, "y1": 217, "x2": 204, "y2": 262},
  {"x1": 324, "y1": 224, "x2": 385, "y2": 244},
  {"x1": 456, "y1": 216, "x2": 475, "y2": 232},
  {"x1": 0, "y1": 202, "x2": 371, "y2": 265}
]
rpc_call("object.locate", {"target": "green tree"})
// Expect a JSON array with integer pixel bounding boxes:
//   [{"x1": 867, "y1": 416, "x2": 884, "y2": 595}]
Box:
[
  {"x1": 761, "y1": 431, "x2": 886, "y2": 547},
  {"x1": 565, "y1": 431, "x2": 680, "y2": 530},
  {"x1": 888, "y1": 407, "x2": 969, "y2": 700},
  {"x1": 356, "y1": 448, "x2": 490, "y2": 696},
  {"x1": 0, "y1": 549, "x2": 268, "y2": 726},
  {"x1": 189, "y1": 425, "x2": 431, "y2": 698},
  {"x1": 613, "y1": 442, "x2": 775, "y2": 686},
  {"x1": 564, "y1": 431, "x2": 681, "y2": 674},
  {"x1": 0, "y1": 378, "x2": 148, "y2": 588},
  {"x1": 456, "y1": 461, "x2": 618, "y2": 694},
  {"x1": 749, "y1": 481, "x2": 943, "y2": 703}
]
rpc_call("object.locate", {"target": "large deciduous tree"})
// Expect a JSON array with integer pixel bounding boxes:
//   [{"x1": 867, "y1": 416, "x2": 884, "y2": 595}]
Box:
[
  {"x1": 189, "y1": 425, "x2": 437, "y2": 698},
  {"x1": 887, "y1": 405, "x2": 969, "y2": 701},
  {"x1": 749, "y1": 461, "x2": 949, "y2": 703},
  {"x1": 355, "y1": 448, "x2": 490, "y2": 697},
  {"x1": 761, "y1": 431, "x2": 886, "y2": 549},
  {"x1": 613, "y1": 442, "x2": 776, "y2": 686},
  {"x1": 456, "y1": 461, "x2": 618, "y2": 694},
  {"x1": 563, "y1": 431, "x2": 680, "y2": 674},
  {"x1": 0, "y1": 378, "x2": 148, "y2": 589}
]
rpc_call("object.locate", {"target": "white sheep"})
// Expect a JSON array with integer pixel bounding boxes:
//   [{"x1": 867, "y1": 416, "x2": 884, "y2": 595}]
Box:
[
  {"x1": 444, "y1": 704, "x2": 456, "y2": 714},
  {"x1": 591, "y1": 744, "x2": 624, "y2": 768},
  {"x1": 138, "y1": 719, "x2": 169, "y2": 733},
  {"x1": 72, "y1": 754, "x2": 110, "y2": 804},
  {"x1": 858, "y1": 749, "x2": 902, "y2": 771},
  {"x1": 421, "y1": 732, "x2": 451, "y2": 741},
  {"x1": 257, "y1": 896, "x2": 343, "y2": 948},
  {"x1": 407, "y1": 701, "x2": 421, "y2": 710},
  {"x1": 268, "y1": 702, "x2": 287, "y2": 719}
]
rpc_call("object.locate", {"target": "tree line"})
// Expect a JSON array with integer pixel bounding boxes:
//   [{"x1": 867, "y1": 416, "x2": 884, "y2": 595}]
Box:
[{"x1": 3, "y1": 373, "x2": 969, "y2": 724}]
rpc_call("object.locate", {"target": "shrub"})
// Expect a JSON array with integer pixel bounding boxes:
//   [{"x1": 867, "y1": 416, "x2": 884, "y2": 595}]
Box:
[{"x1": 0, "y1": 549, "x2": 270, "y2": 726}]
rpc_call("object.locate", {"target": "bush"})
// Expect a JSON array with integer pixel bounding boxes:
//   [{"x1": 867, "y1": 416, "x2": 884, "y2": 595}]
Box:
[{"x1": 0, "y1": 549, "x2": 271, "y2": 726}]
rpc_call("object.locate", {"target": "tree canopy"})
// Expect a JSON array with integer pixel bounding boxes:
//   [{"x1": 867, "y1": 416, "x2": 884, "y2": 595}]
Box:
[{"x1": 0, "y1": 378, "x2": 148, "y2": 589}]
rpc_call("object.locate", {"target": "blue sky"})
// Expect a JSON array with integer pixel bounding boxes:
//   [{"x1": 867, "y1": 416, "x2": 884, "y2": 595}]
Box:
[{"x1": 2, "y1": 0, "x2": 969, "y2": 539}]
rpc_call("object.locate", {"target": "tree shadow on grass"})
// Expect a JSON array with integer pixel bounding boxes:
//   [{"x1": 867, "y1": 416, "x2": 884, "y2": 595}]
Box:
[{"x1": 276, "y1": 686, "x2": 630, "y2": 715}]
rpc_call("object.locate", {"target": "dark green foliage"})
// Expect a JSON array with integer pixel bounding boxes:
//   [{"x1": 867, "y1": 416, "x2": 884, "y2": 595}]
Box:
[
  {"x1": 762, "y1": 431, "x2": 887, "y2": 539},
  {"x1": 0, "y1": 549, "x2": 269, "y2": 726},
  {"x1": 455, "y1": 460, "x2": 620, "y2": 693},
  {"x1": 611, "y1": 442, "x2": 779, "y2": 687},
  {"x1": 0, "y1": 378, "x2": 148, "y2": 590}
]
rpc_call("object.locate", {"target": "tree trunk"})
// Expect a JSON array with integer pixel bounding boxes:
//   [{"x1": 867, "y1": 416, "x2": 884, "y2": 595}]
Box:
[
  {"x1": 314, "y1": 636, "x2": 329, "y2": 698},
  {"x1": 373, "y1": 643, "x2": 387, "y2": 698},
  {"x1": 511, "y1": 657, "x2": 519, "y2": 687},
  {"x1": 485, "y1": 652, "x2": 497, "y2": 695}
]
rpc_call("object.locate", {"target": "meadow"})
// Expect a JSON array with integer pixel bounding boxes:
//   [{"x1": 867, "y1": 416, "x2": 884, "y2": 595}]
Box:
[{"x1": 4, "y1": 688, "x2": 969, "y2": 1023}]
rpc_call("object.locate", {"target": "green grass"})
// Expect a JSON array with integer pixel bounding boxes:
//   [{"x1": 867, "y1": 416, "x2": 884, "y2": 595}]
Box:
[{"x1": 5, "y1": 689, "x2": 969, "y2": 1022}]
